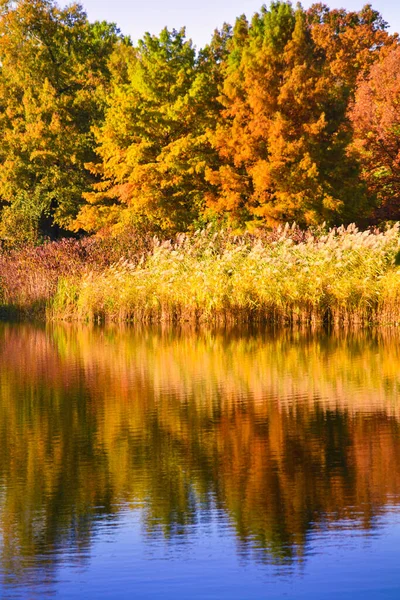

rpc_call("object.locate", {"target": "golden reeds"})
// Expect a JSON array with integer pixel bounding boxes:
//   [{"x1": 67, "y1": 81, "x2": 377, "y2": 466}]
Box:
[{"x1": 48, "y1": 223, "x2": 400, "y2": 325}]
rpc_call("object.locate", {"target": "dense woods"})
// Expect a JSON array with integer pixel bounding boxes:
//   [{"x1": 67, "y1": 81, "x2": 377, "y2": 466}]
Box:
[{"x1": 0, "y1": 0, "x2": 399, "y2": 245}]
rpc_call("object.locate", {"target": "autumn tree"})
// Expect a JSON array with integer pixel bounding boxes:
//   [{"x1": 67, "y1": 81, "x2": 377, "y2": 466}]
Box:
[
  {"x1": 0, "y1": 0, "x2": 121, "y2": 245},
  {"x1": 0, "y1": 1, "x2": 397, "y2": 240},
  {"x1": 74, "y1": 26, "x2": 230, "y2": 235},
  {"x1": 206, "y1": 2, "x2": 396, "y2": 229},
  {"x1": 350, "y1": 45, "x2": 400, "y2": 220}
]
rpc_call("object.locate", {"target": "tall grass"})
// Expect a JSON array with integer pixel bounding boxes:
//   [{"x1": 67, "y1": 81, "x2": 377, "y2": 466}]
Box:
[
  {"x1": 49, "y1": 223, "x2": 400, "y2": 325},
  {"x1": 0, "y1": 231, "x2": 152, "y2": 318}
]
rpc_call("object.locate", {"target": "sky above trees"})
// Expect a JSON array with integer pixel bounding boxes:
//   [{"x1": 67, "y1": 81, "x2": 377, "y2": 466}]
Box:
[{"x1": 82, "y1": 0, "x2": 400, "y2": 48}]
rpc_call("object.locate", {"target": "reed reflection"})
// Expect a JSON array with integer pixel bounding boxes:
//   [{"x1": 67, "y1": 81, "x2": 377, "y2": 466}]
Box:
[{"x1": 0, "y1": 324, "x2": 400, "y2": 585}]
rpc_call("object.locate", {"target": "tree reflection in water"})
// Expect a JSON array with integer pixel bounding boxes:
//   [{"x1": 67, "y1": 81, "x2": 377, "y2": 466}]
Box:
[{"x1": 0, "y1": 323, "x2": 399, "y2": 587}]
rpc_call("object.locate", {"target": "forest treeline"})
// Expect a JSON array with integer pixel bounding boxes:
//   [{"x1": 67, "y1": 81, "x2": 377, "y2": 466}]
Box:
[{"x1": 0, "y1": 0, "x2": 400, "y2": 246}]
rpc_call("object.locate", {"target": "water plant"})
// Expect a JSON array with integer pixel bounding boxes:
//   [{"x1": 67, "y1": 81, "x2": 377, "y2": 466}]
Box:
[{"x1": 48, "y1": 224, "x2": 400, "y2": 325}]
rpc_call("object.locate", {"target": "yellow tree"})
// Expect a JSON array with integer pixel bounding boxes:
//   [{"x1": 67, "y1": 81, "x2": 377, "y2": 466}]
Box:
[
  {"x1": 75, "y1": 27, "x2": 230, "y2": 235},
  {"x1": 0, "y1": 0, "x2": 120, "y2": 244}
]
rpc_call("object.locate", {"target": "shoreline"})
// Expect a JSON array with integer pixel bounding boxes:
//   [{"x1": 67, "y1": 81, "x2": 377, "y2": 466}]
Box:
[{"x1": 2, "y1": 225, "x2": 400, "y2": 327}]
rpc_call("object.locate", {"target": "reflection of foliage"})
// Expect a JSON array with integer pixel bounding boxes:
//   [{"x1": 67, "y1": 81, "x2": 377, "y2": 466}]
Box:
[{"x1": 0, "y1": 324, "x2": 400, "y2": 584}]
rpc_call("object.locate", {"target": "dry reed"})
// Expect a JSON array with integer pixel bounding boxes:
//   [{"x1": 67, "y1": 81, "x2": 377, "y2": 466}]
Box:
[{"x1": 48, "y1": 223, "x2": 400, "y2": 325}]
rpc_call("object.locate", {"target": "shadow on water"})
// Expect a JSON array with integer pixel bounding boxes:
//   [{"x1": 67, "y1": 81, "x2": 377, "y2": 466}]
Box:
[{"x1": 0, "y1": 323, "x2": 400, "y2": 590}]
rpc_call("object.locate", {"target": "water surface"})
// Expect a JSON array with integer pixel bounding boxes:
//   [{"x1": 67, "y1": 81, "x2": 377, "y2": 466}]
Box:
[{"x1": 0, "y1": 324, "x2": 399, "y2": 598}]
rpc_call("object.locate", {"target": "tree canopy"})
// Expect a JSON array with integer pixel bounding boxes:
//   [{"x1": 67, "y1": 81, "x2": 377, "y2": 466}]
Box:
[
  {"x1": 74, "y1": 26, "x2": 230, "y2": 235},
  {"x1": 350, "y1": 45, "x2": 400, "y2": 221},
  {"x1": 0, "y1": 0, "x2": 121, "y2": 243},
  {"x1": 205, "y1": 3, "x2": 396, "y2": 228},
  {"x1": 0, "y1": 1, "x2": 398, "y2": 243}
]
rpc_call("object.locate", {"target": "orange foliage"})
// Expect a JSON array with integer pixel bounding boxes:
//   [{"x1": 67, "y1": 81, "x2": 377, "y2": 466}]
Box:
[
  {"x1": 206, "y1": 3, "x2": 396, "y2": 228},
  {"x1": 350, "y1": 45, "x2": 400, "y2": 220}
]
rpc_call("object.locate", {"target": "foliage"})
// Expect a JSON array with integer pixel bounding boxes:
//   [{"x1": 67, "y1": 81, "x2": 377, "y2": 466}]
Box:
[
  {"x1": 49, "y1": 224, "x2": 400, "y2": 324},
  {"x1": 0, "y1": 1, "x2": 399, "y2": 239},
  {"x1": 0, "y1": 230, "x2": 152, "y2": 315},
  {"x1": 205, "y1": 2, "x2": 396, "y2": 228},
  {"x1": 74, "y1": 26, "x2": 230, "y2": 235},
  {"x1": 0, "y1": 0, "x2": 121, "y2": 242},
  {"x1": 350, "y1": 46, "x2": 400, "y2": 220}
]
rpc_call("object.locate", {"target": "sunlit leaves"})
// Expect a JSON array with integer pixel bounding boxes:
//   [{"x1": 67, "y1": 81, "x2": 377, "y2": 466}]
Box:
[
  {"x1": 206, "y1": 2, "x2": 395, "y2": 228},
  {"x1": 75, "y1": 27, "x2": 229, "y2": 235},
  {"x1": 350, "y1": 46, "x2": 400, "y2": 220},
  {"x1": 0, "y1": 1, "x2": 398, "y2": 239},
  {"x1": 0, "y1": 0, "x2": 121, "y2": 243}
]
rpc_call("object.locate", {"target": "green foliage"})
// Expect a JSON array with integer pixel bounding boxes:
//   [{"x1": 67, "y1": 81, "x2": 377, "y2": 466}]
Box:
[
  {"x1": 0, "y1": 0, "x2": 121, "y2": 243},
  {"x1": 75, "y1": 26, "x2": 230, "y2": 235}
]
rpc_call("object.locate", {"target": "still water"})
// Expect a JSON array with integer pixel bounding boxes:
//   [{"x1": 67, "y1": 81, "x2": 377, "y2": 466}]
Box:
[{"x1": 0, "y1": 323, "x2": 399, "y2": 599}]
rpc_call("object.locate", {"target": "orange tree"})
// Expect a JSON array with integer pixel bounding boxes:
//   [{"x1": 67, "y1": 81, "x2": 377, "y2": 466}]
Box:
[
  {"x1": 350, "y1": 45, "x2": 400, "y2": 220},
  {"x1": 206, "y1": 2, "x2": 396, "y2": 228}
]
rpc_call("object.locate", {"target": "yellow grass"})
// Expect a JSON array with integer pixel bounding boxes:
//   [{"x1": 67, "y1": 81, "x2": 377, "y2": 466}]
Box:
[{"x1": 49, "y1": 223, "x2": 400, "y2": 324}]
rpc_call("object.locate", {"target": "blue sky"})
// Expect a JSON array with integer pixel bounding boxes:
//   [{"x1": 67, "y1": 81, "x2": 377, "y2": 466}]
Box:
[{"x1": 80, "y1": 0, "x2": 400, "y2": 48}]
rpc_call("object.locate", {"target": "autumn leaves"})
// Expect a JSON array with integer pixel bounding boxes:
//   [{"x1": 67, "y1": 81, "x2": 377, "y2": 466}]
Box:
[{"x1": 0, "y1": 1, "x2": 399, "y2": 244}]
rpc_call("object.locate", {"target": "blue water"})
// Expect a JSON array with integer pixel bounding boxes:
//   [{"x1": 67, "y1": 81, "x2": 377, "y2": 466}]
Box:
[{"x1": 0, "y1": 324, "x2": 399, "y2": 598}]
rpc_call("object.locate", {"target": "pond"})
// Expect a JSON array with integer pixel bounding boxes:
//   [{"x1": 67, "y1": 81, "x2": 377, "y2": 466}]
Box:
[{"x1": 0, "y1": 323, "x2": 399, "y2": 599}]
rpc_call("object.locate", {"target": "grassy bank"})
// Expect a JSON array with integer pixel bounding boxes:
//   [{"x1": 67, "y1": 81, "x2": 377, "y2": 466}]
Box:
[
  {"x1": 2, "y1": 224, "x2": 400, "y2": 325},
  {"x1": 0, "y1": 232, "x2": 152, "y2": 319},
  {"x1": 46, "y1": 224, "x2": 400, "y2": 325}
]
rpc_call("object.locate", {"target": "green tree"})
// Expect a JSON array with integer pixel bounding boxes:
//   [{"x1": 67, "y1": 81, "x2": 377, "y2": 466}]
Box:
[
  {"x1": 75, "y1": 26, "x2": 230, "y2": 235},
  {"x1": 0, "y1": 0, "x2": 121, "y2": 244}
]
